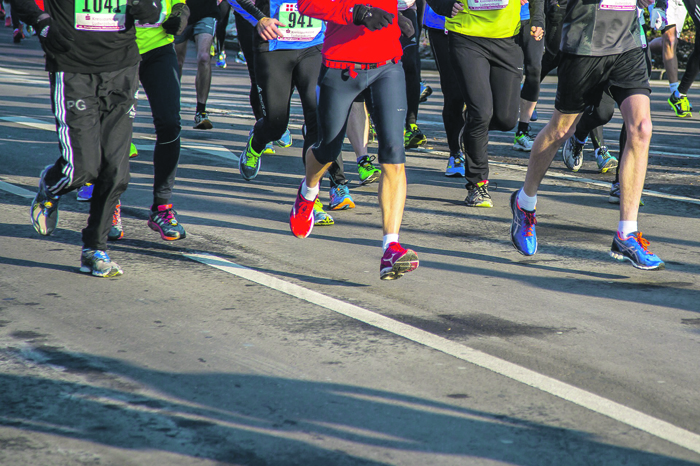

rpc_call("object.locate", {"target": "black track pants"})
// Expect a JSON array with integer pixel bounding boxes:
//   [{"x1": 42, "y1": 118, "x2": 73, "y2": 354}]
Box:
[{"x1": 235, "y1": 12, "x2": 263, "y2": 120}]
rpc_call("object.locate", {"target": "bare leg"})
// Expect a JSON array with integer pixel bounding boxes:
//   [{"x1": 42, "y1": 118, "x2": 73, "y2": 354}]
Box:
[
  {"x1": 662, "y1": 27, "x2": 679, "y2": 85},
  {"x1": 194, "y1": 33, "x2": 214, "y2": 106},
  {"x1": 617, "y1": 94, "x2": 652, "y2": 222},
  {"x1": 304, "y1": 147, "x2": 332, "y2": 188},
  {"x1": 378, "y1": 164, "x2": 406, "y2": 235},
  {"x1": 519, "y1": 99, "x2": 537, "y2": 124},
  {"x1": 347, "y1": 101, "x2": 369, "y2": 158}
]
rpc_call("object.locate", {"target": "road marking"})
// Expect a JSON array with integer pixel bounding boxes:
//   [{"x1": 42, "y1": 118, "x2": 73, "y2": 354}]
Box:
[
  {"x1": 185, "y1": 252, "x2": 700, "y2": 455},
  {"x1": 0, "y1": 180, "x2": 35, "y2": 199},
  {"x1": 0, "y1": 116, "x2": 56, "y2": 132},
  {"x1": 0, "y1": 67, "x2": 30, "y2": 75}
]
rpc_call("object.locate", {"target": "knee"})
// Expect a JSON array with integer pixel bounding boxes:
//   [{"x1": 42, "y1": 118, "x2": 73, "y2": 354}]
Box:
[
  {"x1": 490, "y1": 111, "x2": 517, "y2": 132},
  {"x1": 628, "y1": 118, "x2": 652, "y2": 144},
  {"x1": 468, "y1": 109, "x2": 494, "y2": 129},
  {"x1": 156, "y1": 125, "x2": 181, "y2": 145},
  {"x1": 197, "y1": 52, "x2": 211, "y2": 66}
]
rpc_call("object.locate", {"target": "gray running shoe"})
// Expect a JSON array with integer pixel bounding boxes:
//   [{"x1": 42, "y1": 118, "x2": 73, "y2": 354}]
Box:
[
  {"x1": 80, "y1": 249, "x2": 123, "y2": 278},
  {"x1": 30, "y1": 165, "x2": 60, "y2": 236},
  {"x1": 562, "y1": 136, "x2": 584, "y2": 172}
]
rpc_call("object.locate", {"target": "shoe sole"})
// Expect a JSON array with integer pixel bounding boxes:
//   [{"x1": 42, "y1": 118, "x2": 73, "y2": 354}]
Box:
[
  {"x1": 314, "y1": 218, "x2": 334, "y2": 226},
  {"x1": 445, "y1": 171, "x2": 464, "y2": 177},
  {"x1": 329, "y1": 199, "x2": 355, "y2": 210},
  {"x1": 464, "y1": 200, "x2": 493, "y2": 208},
  {"x1": 513, "y1": 145, "x2": 532, "y2": 152},
  {"x1": 79, "y1": 264, "x2": 124, "y2": 278},
  {"x1": 275, "y1": 139, "x2": 293, "y2": 148},
  {"x1": 380, "y1": 250, "x2": 419, "y2": 280},
  {"x1": 147, "y1": 220, "x2": 185, "y2": 241},
  {"x1": 668, "y1": 101, "x2": 692, "y2": 118},
  {"x1": 609, "y1": 250, "x2": 665, "y2": 270},
  {"x1": 193, "y1": 121, "x2": 213, "y2": 130},
  {"x1": 359, "y1": 172, "x2": 381, "y2": 185}
]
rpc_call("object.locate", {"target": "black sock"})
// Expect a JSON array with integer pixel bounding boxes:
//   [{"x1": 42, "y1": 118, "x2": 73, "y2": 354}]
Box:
[
  {"x1": 196, "y1": 102, "x2": 206, "y2": 114},
  {"x1": 517, "y1": 122, "x2": 529, "y2": 134}
]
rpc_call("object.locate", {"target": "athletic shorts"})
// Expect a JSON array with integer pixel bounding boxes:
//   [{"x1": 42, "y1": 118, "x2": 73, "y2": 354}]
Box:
[
  {"x1": 174, "y1": 17, "x2": 217, "y2": 44},
  {"x1": 649, "y1": 0, "x2": 688, "y2": 37},
  {"x1": 555, "y1": 48, "x2": 651, "y2": 114}
]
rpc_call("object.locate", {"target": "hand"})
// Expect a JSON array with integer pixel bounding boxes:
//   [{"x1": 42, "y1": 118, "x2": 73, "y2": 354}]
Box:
[
  {"x1": 162, "y1": 2, "x2": 190, "y2": 35},
  {"x1": 36, "y1": 16, "x2": 73, "y2": 59},
  {"x1": 530, "y1": 25, "x2": 544, "y2": 41},
  {"x1": 520, "y1": 0, "x2": 528, "y2": 6},
  {"x1": 352, "y1": 4, "x2": 394, "y2": 31},
  {"x1": 650, "y1": 7, "x2": 667, "y2": 30},
  {"x1": 128, "y1": 0, "x2": 163, "y2": 24},
  {"x1": 256, "y1": 17, "x2": 284, "y2": 40},
  {"x1": 451, "y1": 2, "x2": 464, "y2": 17},
  {"x1": 397, "y1": 13, "x2": 414, "y2": 37}
]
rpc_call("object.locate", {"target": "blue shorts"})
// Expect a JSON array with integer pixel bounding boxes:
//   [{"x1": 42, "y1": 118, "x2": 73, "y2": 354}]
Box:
[
  {"x1": 173, "y1": 17, "x2": 217, "y2": 44},
  {"x1": 312, "y1": 62, "x2": 407, "y2": 165}
]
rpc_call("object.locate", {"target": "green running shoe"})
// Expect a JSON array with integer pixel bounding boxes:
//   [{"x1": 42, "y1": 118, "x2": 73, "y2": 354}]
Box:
[
  {"x1": 357, "y1": 155, "x2": 381, "y2": 185},
  {"x1": 313, "y1": 198, "x2": 334, "y2": 226},
  {"x1": 404, "y1": 123, "x2": 427, "y2": 149},
  {"x1": 668, "y1": 92, "x2": 692, "y2": 118},
  {"x1": 239, "y1": 133, "x2": 263, "y2": 180}
]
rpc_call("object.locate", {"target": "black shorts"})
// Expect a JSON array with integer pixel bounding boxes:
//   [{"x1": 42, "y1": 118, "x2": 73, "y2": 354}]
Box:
[{"x1": 555, "y1": 48, "x2": 651, "y2": 114}]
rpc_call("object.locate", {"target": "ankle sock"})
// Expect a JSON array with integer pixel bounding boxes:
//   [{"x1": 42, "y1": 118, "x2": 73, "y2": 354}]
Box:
[
  {"x1": 670, "y1": 82, "x2": 680, "y2": 95},
  {"x1": 517, "y1": 188, "x2": 537, "y2": 211},
  {"x1": 618, "y1": 221, "x2": 638, "y2": 238},
  {"x1": 383, "y1": 234, "x2": 399, "y2": 251},
  {"x1": 301, "y1": 179, "x2": 319, "y2": 201},
  {"x1": 196, "y1": 102, "x2": 206, "y2": 113},
  {"x1": 517, "y1": 121, "x2": 529, "y2": 134}
]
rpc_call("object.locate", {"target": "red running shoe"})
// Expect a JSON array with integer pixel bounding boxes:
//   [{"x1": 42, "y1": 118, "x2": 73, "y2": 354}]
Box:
[
  {"x1": 380, "y1": 242, "x2": 419, "y2": 280},
  {"x1": 289, "y1": 181, "x2": 316, "y2": 238}
]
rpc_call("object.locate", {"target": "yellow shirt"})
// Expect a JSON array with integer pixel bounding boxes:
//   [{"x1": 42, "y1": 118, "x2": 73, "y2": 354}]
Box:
[
  {"x1": 136, "y1": 0, "x2": 187, "y2": 55},
  {"x1": 445, "y1": 0, "x2": 522, "y2": 39}
]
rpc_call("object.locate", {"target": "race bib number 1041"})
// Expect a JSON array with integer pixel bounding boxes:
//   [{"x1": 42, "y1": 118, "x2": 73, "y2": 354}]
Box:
[{"x1": 75, "y1": 0, "x2": 127, "y2": 31}]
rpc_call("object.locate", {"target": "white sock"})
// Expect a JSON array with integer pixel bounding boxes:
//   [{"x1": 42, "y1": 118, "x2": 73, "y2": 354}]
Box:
[
  {"x1": 300, "y1": 179, "x2": 319, "y2": 201},
  {"x1": 618, "y1": 221, "x2": 638, "y2": 238},
  {"x1": 383, "y1": 234, "x2": 399, "y2": 251},
  {"x1": 517, "y1": 188, "x2": 537, "y2": 211},
  {"x1": 670, "y1": 82, "x2": 680, "y2": 95}
]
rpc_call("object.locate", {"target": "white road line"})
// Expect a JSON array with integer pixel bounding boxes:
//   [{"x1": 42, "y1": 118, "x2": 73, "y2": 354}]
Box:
[
  {"x1": 0, "y1": 180, "x2": 35, "y2": 199},
  {"x1": 0, "y1": 116, "x2": 56, "y2": 132},
  {"x1": 0, "y1": 67, "x2": 30, "y2": 75},
  {"x1": 185, "y1": 252, "x2": 700, "y2": 456}
]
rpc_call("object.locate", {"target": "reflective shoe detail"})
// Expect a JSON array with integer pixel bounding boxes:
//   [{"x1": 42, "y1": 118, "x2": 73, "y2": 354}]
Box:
[
  {"x1": 147, "y1": 204, "x2": 186, "y2": 241},
  {"x1": 313, "y1": 198, "x2": 335, "y2": 226},
  {"x1": 194, "y1": 111, "x2": 213, "y2": 129},
  {"x1": 464, "y1": 180, "x2": 493, "y2": 207},
  {"x1": 275, "y1": 128, "x2": 292, "y2": 148},
  {"x1": 419, "y1": 82, "x2": 432, "y2": 103},
  {"x1": 108, "y1": 203, "x2": 124, "y2": 241},
  {"x1": 262, "y1": 142, "x2": 275, "y2": 154},
  {"x1": 562, "y1": 136, "x2": 584, "y2": 172},
  {"x1": 610, "y1": 231, "x2": 665, "y2": 270},
  {"x1": 329, "y1": 184, "x2": 355, "y2": 210},
  {"x1": 76, "y1": 183, "x2": 94, "y2": 202},
  {"x1": 595, "y1": 146, "x2": 618, "y2": 174},
  {"x1": 608, "y1": 182, "x2": 644, "y2": 206},
  {"x1": 216, "y1": 51, "x2": 227, "y2": 68},
  {"x1": 79, "y1": 249, "x2": 123, "y2": 278},
  {"x1": 510, "y1": 190, "x2": 537, "y2": 256},
  {"x1": 404, "y1": 124, "x2": 427, "y2": 149},
  {"x1": 513, "y1": 130, "x2": 534, "y2": 152},
  {"x1": 290, "y1": 181, "x2": 316, "y2": 238},
  {"x1": 129, "y1": 142, "x2": 138, "y2": 158},
  {"x1": 668, "y1": 93, "x2": 692, "y2": 118},
  {"x1": 445, "y1": 153, "x2": 465, "y2": 177},
  {"x1": 357, "y1": 155, "x2": 381, "y2": 185},
  {"x1": 380, "y1": 242, "x2": 419, "y2": 280},
  {"x1": 30, "y1": 165, "x2": 60, "y2": 236},
  {"x1": 239, "y1": 133, "x2": 263, "y2": 181}
]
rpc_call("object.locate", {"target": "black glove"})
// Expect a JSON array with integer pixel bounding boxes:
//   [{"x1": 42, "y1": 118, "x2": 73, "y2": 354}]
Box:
[
  {"x1": 128, "y1": 0, "x2": 163, "y2": 25},
  {"x1": 161, "y1": 2, "x2": 190, "y2": 35},
  {"x1": 36, "y1": 17, "x2": 73, "y2": 59},
  {"x1": 352, "y1": 4, "x2": 394, "y2": 31},
  {"x1": 397, "y1": 13, "x2": 414, "y2": 38}
]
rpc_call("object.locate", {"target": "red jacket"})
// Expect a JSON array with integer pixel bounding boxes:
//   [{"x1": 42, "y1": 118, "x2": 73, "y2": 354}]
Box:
[{"x1": 298, "y1": 0, "x2": 402, "y2": 64}]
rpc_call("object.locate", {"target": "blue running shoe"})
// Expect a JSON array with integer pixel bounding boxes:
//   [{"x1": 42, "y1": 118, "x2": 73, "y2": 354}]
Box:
[
  {"x1": 263, "y1": 141, "x2": 275, "y2": 154},
  {"x1": 275, "y1": 128, "x2": 292, "y2": 148},
  {"x1": 80, "y1": 248, "x2": 123, "y2": 278},
  {"x1": 510, "y1": 190, "x2": 537, "y2": 256},
  {"x1": 76, "y1": 183, "x2": 94, "y2": 202},
  {"x1": 239, "y1": 132, "x2": 263, "y2": 180},
  {"x1": 30, "y1": 165, "x2": 60, "y2": 236},
  {"x1": 531, "y1": 107, "x2": 538, "y2": 122},
  {"x1": 445, "y1": 153, "x2": 465, "y2": 177},
  {"x1": 610, "y1": 231, "x2": 664, "y2": 270},
  {"x1": 329, "y1": 184, "x2": 355, "y2": 210}
]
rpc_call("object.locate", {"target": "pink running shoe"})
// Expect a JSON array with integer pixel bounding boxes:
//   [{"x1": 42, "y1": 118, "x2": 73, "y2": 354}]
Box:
[
  {"x1": 147, "y1": 204, "x2": 187, "y2": 241},
  {"x1": 380, "y1": 242, "x2": 419, "y2": 280},
  {"x1": 289, "y1": 181, "x2": 316, "y2": 238}
]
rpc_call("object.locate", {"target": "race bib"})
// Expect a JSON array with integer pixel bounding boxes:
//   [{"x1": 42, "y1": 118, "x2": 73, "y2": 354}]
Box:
[
  {"x1": 276, "y1": 3, "x2": 322, "y2": 42},
  {"x1": 75, "y1": 0, "x2": 126, "y2": 31},
  {"x1": 466, "y1": 0, "x2": 509, "y2": 11},
  {"x1": 600, "y1": 0, "x2": 636, "y2": 11}
]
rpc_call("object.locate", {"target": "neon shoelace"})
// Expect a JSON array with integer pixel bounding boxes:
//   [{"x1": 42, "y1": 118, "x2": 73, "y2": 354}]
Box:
[
  {"x1": 633, "y1": 232, "x2": 651, "y2": 253},
  {"x1": 112, "y1": 205, "x2": 121, "y2": 225},
  {"x1": 156, "y1": 208, "x2": 176, "y2": 225},
  {"x1": 523, "y1": 211, "x2": 537, "y2": 237}
]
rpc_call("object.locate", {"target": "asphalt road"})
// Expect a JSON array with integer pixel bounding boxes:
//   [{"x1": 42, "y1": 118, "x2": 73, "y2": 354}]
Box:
[{"x1": 1, "y1": 28, "x2": 699, "y2": 466}]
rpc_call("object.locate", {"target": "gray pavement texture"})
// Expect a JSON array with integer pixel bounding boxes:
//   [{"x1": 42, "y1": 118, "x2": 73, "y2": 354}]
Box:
[{"x1": 1, "y1": 28, "x2": 699, "y2": 466}]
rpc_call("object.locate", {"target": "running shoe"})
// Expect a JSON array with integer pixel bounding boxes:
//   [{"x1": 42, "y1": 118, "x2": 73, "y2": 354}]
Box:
[
  {"x1": 419, "y1": 82, "x2": 433, "y2": 103},
  {"x1": 76, "y1": 183, "x2": 94, "y2": 202},
  {"x1": 357, "y1": 155, "x2": 381, "y2": 185},
  {"x1": 108, "y1": 202, "x2": 124, "y2": 241},
  {"x1": 239, "y1": 132, "x2": 263, "y2": 180},
  {"x1": 530, "y1": 107, "x2": 538, "y2": 122},
  {"x1": 216, "y1": 51, "x2": 227, "y2": 68},
  {"x1": 26, "y1": 25, "x2": 34, "y2": 35},
  {"x1": 445, "y1": 153, "x2": 465, "y2": 177},
  {"x1": 129, "y1": 142, "x2": 138, "y2": 158},
  {"x1": 562, "y1": 136, "x2": 584, "y2": 172},
  {"x1": 668, "y1": 92, "x2": 692, "y2": 118},
  {"x1": 313, "y1": 198, "x2": 335, "y2": 226},
  {"x1": 610, "y1": 231, "x2": 664, "y2": 270},
  {"x1": 513, "y1": 129, "x2": 535, "y2": 152},
  {"x1": 30, "y1": 165, "x2": 60, "y2": 236},
  {"x1": 595, "y1": 146, "x2": 618, "y2": 174},
  {"x1": 147, "y1": 204, "x2": 186, "y2": 241},
  {"x1": 275, "y1": 128, "x2": 292, "y2": 148},
  {"x1": 368, "y1": 117, "x2": 377, "y2": 144},
  {"x1": 13, "y1": 26, "x2": 23, "y2": 43},
  {"x1": 263, "y1": 142, "x2": 275, "y2": 154},
  {"x1": 380, "y1": 242, "x2": 419, "y2": 280},
  {"x1": 5, "y1": 16, "x2": 11, "y2": 27},
  {"x1": 608, "y1": 182, "x2": 644, "y2": 206},
  {"x1": 329, "y1": 184, "x2": 355, "y2": 210},
  {"x1": 235, "y1": 51, "x2": 247, "y2": 64},
  {"x1": 289, "y1": 181, "x2": 316, "y2": 238},
  {"x1": 194, "y1": 111, "x2": 213, "y2": 130},
  {"x1": 464, "y1": 180, "x2": 493, "y2": 207},
  {"x1": 404, "y1": 124, "x2": 427, "y2": 149},
  {"x1": 510, "y1": 190, "x2": 537, "y2": 256},
  {"x1": 210, "y1": 41, "x2": 216, "y2": 57},
  {"x1": 80, "y1": 249, "x2": 123, "y2": 278}
]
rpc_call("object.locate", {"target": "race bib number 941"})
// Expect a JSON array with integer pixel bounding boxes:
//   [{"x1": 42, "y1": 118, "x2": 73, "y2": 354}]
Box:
[
  {"x1": 600, "y1": 0, "x2": 636, "y2": 10},
  {"x1": 75, "y1": 0, "x2": 126, "y2": 31},
  {"x1": 277, "y1": 3, "x2": 322, "y2": 41},
  {"x1": 466, "y1": 0, "x2": 509, "y2": 11}
]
